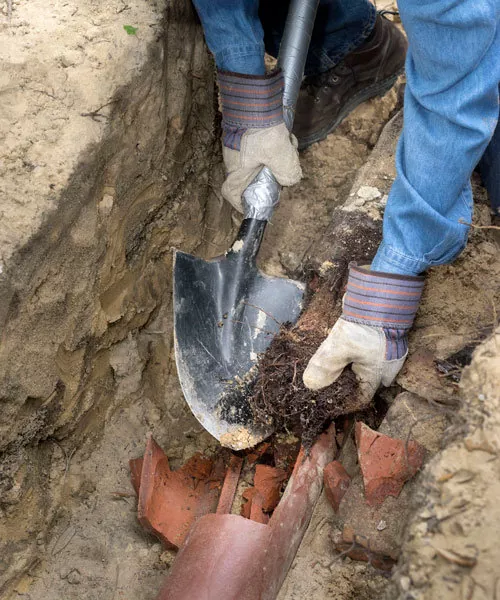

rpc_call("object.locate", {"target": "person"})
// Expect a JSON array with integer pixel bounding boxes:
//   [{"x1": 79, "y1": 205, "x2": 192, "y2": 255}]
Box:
[{"x1": 192, "y1": 0, "x2": 500, "y2": 402}]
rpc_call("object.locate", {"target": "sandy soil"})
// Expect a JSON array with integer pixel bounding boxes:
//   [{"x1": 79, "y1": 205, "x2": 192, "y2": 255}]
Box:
[
  {"x1": 1, "y1": 0, "x2": 222, "y2": 594},
  {"x1": 0, "y1": 0, "x2": 164, "y2": 267},
  {"x1": 391, "y1": 326, "x2": 500, "y2": 600}
]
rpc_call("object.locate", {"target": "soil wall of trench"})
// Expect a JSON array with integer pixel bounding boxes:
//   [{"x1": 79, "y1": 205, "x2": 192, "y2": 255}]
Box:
[{"x1": 0, "y1": 0, "x2": 235, "y2": 593}]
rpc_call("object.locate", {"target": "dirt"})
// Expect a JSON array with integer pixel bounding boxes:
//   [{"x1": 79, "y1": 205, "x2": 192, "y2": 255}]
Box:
[
  {"x1": 389, "y1": 326, "x2": 500, "y2": 600},
  {"x1": 249, "y1": 324, "x2": 361, "y2": 449},
  {"x1": 1, "y1": 0, "x2": 226, "y2": 594},
  {"x1": 0, "y1": 0, "x2": 165, "y2": 266}
]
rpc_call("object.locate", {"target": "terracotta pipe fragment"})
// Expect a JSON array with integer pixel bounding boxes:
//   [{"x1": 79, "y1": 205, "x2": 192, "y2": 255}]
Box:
[
  {"x1": 216, "y1": 455, "x2": 244, "y2": 515},
  {"x1": 157, "y1": 425, "x2": 336, "y2": 600},
  {"x1": 249, "y1": 491, "x2": 269, "y2": 525},
  {"x1": 134, "y1": 435, "x2": 222, "y2": 549}
]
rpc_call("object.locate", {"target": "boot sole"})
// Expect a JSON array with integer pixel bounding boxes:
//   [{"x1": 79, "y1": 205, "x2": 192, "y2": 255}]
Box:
[{"x1": 297, "y1": 71, "x2": 401, "y2": 151}]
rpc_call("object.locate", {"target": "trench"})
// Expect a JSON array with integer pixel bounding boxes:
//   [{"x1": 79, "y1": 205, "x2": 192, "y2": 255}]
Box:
[
  {"x1": 0, "y1": 3, "x2": 400, "y2": 590},
  {"x1": 2, "y1": 2, "x2": 499, "y2": 599}
]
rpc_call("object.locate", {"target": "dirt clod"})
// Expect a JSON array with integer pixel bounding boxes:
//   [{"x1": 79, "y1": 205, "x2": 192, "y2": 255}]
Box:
[{"x1": 249, "y1": 323, "x2": 364, "y2": 449}]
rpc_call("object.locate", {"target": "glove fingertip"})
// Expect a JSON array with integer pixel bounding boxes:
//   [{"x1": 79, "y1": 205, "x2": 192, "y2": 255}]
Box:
[{"x1": 273, "y1": 164, "x2": 303, "y2": 188}]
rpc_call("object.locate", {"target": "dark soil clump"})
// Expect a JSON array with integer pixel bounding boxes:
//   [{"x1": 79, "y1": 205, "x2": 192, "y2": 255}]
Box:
[{"x1": 248, "y1": 323, "x2": 369, "y2": 449}]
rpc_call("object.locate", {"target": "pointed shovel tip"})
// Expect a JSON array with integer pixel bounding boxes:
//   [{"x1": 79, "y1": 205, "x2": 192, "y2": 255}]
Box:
[{"x1": 218, "y1": 423, "x2": 273, "y2": 451}]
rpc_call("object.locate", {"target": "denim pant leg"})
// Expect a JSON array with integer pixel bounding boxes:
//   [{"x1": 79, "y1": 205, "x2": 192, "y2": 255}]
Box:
[
  {"x1": 478, "y1": 102, "x2": 500, "y2": 217},
  {"x1": 372, "y1": 0, "x2": 500, "y2": 276},
  {"x1": 259, "y1": 0, "x2": 376, "y2": 76},
  {"x1": 192, "y1": 0, "x2": 375, "y2": 77},
  {"x1": 191, "y1": 0, "x2": 265, "y2": 74}
]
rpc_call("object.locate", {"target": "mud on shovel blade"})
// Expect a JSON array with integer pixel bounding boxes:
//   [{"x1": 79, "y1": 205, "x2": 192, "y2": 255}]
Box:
[{"x1": 174, "y1": 169, "x2": 305, "y2": 450}]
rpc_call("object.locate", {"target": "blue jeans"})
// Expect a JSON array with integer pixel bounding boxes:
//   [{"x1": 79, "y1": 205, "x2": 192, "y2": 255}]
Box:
[
  {"x1": 191, "y1": 0, "x2": 376, "y2": 76},
  {"x1": 372, "y1": 1, "x2": 500, "y2": 275}
]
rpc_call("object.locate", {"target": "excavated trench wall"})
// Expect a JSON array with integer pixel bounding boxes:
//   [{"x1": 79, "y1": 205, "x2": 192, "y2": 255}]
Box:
[{"x1": 0, "y1": 0, "x2": 230, "y2": 591}]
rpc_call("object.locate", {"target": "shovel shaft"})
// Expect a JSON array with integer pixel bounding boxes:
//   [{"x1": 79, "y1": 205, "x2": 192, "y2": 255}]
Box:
[
  {"x1": 243, "y1": 0, "x2": 319, "y2": 226},
  {"x1": 280, "y1": 0, "x2": 320, "y2": 130}
]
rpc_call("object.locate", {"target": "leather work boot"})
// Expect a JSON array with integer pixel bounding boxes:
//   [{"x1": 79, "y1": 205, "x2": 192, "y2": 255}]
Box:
[{"x1": 293, "y1": 14, "x2": 408, "y2": 150}]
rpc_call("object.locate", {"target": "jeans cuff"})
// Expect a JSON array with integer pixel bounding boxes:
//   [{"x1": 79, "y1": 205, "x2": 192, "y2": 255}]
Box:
[
  {"x1": 371, "y1": 242, "x2": 429, "y2": 276},
  {"x1": 215, "y1": 43, "x2": 266, "y2": 67}
]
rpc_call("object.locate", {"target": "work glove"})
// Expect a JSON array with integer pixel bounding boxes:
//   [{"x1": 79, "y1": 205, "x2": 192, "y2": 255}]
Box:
[
  {"x1": 303, "y1": 265, "x2": 424, "y2": 400},
  {"x1": 218, "y1": 69, "x2": 302, "y2": 213}
]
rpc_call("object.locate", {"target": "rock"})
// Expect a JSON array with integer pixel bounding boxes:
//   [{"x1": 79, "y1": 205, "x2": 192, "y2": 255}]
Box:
[
  {"x1": 66, "y1": 569, "x2": 82, "y2": 585},
  {"x1": 377, "y1": 520, "x2": 387, "y2": 531},
  {"x1": 378, "y1": 391, "x2": 449, "y2": 454},
  {"x1": 355, "y1": 421, "x2": 425, "y2": 507},
  {"x1": 323, "y1": 461, "x2": 351, "y2": 512},
  {"x1": 400, "y1": 576, "x2": 411, "y2": 592},
  {"x1": 398, "y1": 348, "x2": 458, "y2": 405},
  {"x1": 356, "y1": 186, "x2": 382, "y2": 202}
]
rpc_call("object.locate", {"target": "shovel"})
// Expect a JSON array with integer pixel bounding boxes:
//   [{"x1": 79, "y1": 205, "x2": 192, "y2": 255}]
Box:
[{"x1": 174, "y1": 0, "x2": 319, "y2": 450}]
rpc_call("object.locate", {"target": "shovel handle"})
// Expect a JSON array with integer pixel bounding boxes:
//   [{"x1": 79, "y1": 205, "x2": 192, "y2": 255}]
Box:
[
  {"x1": 279, "y1": 0, "x2": 320, "y2": 131},
  {"x1": 242, "y1": 0, "x2": 319, "y2": 228}
]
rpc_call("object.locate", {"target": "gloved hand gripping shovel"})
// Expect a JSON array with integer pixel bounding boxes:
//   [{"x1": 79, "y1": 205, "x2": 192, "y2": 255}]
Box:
[{"x1": 174, "y1": 0, "x2": 319, "y2": 450}]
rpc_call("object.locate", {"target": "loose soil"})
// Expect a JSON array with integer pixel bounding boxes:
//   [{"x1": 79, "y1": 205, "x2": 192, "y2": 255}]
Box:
[{"x1": 249, "y1": 324, "x2": 361, "y2": 449}]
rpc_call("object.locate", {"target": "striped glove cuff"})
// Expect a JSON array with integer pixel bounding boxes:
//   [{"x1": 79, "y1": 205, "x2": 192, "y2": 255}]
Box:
[
  {"x1": 342, "y1": 265, "x2": 425, "y2": 360},
  {"x1": 218, "y1": 69, "x2": 285, "y2": 150}
]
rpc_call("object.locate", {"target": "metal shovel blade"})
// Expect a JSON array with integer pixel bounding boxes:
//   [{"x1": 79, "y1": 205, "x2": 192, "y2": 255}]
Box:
[{"x1": 173, "y1": 220, "x2": 305, "y2": 450}]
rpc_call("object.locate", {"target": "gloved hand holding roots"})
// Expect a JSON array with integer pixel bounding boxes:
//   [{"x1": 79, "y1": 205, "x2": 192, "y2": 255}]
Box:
[{"x1": 303, "y1": 265, "x2": 424, "y2": 400}]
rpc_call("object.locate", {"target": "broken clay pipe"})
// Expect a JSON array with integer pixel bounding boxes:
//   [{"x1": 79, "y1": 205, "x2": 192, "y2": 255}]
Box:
[
  {"x1": 156, "y1": 425, "x2": 336, "y2": 600},
  {"x1": 131, "y1": 435, "x2": 224, "y2": 549},
  {"x1": 217, "y1": 454, "x2": 244, "y2": 515}
]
